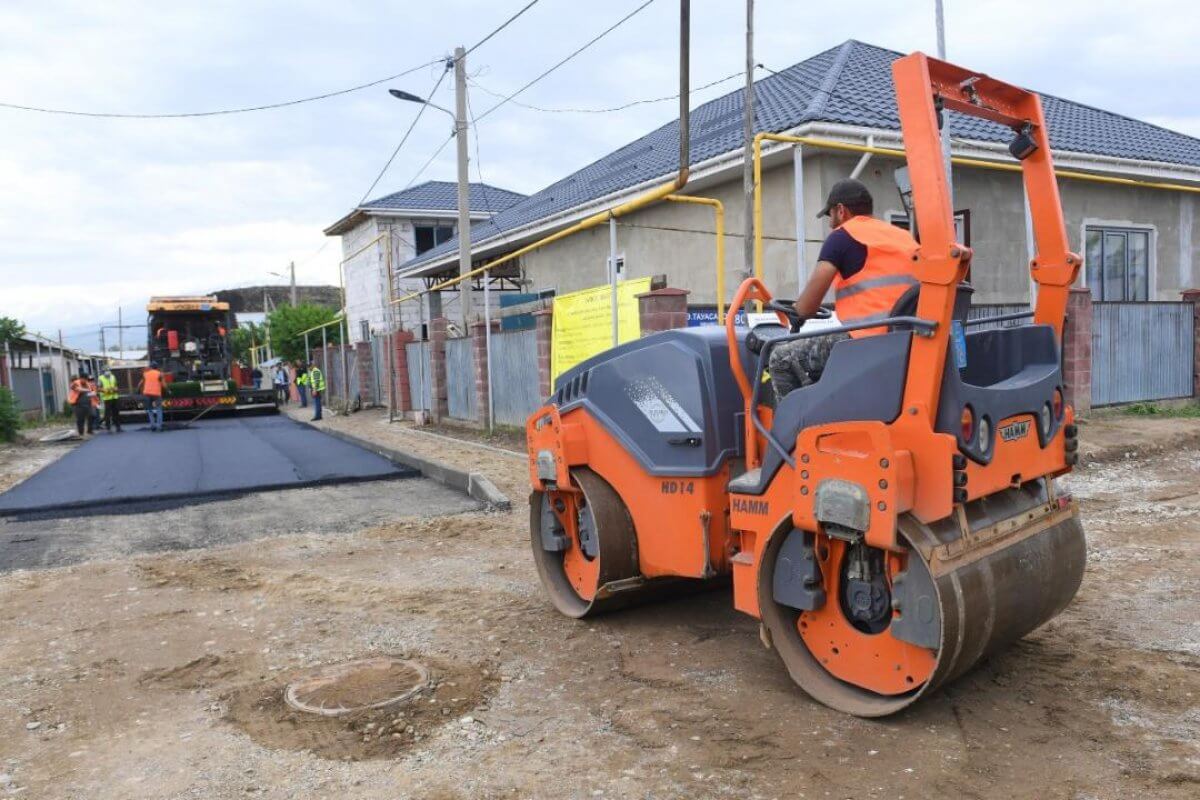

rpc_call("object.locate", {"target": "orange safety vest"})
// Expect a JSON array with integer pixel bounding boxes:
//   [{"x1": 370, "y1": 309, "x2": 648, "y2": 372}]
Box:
[
  {"x1": 142, "y1": 368, "x2": 164, "y2": 397},
  {"x1": 68, "y1": 379, "x2": 99, "y2": 407},
  {"x1": 832, "y1": 216, "x2": 920, "y2": 338}
]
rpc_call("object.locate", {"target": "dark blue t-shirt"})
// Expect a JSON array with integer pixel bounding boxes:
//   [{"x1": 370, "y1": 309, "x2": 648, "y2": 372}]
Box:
[{"x1": 818, "y1": 227, "x2": 868, "y2": 280}]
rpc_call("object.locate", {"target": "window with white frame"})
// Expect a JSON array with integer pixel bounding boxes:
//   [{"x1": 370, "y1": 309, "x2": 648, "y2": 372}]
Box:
[{"x1": 1085, "y1": 225, "x2": 1151, "y2": 301}]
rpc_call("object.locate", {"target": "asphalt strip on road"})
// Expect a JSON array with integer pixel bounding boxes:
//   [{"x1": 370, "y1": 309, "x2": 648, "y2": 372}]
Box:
[{"x1": 0, "y1": 414, "x2": 420, "y2": 521}]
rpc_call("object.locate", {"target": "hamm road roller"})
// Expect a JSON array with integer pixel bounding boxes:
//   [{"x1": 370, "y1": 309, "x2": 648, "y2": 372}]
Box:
[{"x1": 526, "y1": 52, "x2": 1086, "y2": 716}]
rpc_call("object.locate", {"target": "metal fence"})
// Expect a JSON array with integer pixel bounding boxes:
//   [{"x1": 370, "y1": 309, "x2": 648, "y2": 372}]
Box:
[
  {"x1": 490, "y1": 329, "x2": 541, "y2": 426},
  {"x1": 446, "y1": 337, "x2": 477, "y2": 421},
  {"x1": 1092, "y1": 302, "x2": 1195, "y2": 406},
  {"x1": 9, "y1": 368, "x2": 44, "y2": 412},
  {"x1": 406, "y1": 342, "x2": 432, "y2": 411},
  {"x1": 966, "y1": 303, "x2": 1032, "y2": 330},
  {"x1": 369, "y1": 334, "x2": 389, "y2": 407}
]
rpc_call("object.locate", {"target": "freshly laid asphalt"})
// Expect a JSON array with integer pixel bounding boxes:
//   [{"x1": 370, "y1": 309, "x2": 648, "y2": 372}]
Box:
[{"x1": 0, "y1": 414, "x2": 417, "y2": 519}]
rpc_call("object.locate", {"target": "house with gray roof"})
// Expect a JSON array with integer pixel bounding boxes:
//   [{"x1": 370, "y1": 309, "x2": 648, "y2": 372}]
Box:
[
  {"x1": 324, "y1": 180, "x2": 525, "y2": 339},
  {"x1": 398, "y1": 39, "x2": 1199, "y2": 316}
]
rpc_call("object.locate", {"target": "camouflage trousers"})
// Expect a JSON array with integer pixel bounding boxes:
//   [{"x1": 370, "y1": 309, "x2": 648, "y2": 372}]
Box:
[{"x1": 768, "y1": 332, "x2": 850, "y2": 400}]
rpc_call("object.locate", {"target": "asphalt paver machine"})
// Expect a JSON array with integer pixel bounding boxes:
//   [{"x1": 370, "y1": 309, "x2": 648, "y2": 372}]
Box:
[{"x1": 525, "y1": 52, "x2": 1086, "y2": 716}]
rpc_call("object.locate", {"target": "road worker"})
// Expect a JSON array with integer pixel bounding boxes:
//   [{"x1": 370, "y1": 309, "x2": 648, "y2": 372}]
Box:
[
  {"x1": 308, "y1": 361, "x2": 325, "y2": 421},
  {"x1": 769, "y1": 179, "x2": 919, "y2": 399},
  {"x1": 295, "y1": 363, "x2": 309, "y2": 408},
  {"x1": 137, "y1": 361, "x2": 166, "y2": 432},
  {"x1": 68, "y1": 371, "x2": 99, "y2": 438},
  {"x1": 98, "y1": 367, "x2": 122, "y2": 433}
]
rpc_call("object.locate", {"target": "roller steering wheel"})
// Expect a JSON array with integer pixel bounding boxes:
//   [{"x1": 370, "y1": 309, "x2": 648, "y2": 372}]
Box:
[{"x1": 766, "y1": 299, "x2": 832, "y2": 333}]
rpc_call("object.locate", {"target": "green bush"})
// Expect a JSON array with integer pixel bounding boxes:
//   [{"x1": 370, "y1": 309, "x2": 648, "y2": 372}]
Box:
[
  {"x1": 1122, "y1": 401, "x2": 1200, "y2": 418},
  {"x1": 0, "y1": 387, "x2": 21, "y2": 443}
]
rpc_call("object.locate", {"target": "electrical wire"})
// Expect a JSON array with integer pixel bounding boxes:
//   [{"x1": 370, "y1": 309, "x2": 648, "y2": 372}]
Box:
[
  {"x1": 469, "y1": 69, "x2": 743, "y2": 115},
  {"x1": 401, "y1": 133, "x2": 456, "y2": 191},
  {"x1": 474, "y1": 0, "x2": 659, "y2": 124},
  {"x1": 358, "y1": 66, "x2": 452, "y2": 205},
  {"x1": 0, "y1": 60, "x2": 440, "y2": 119},
  {"x1": 461, "y1": 0, "x2": 543, "y2": 59}
]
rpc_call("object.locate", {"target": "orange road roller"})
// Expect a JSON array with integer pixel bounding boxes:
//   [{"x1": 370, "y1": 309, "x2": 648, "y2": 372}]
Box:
[{"x1": 526, "y1": 52, "x2": 1086, "y2": 716}]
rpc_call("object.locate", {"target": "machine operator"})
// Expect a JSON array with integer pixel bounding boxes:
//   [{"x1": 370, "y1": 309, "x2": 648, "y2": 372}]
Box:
[{"x1": 768, "y1": 178, "x2": 919, "y2": 399}]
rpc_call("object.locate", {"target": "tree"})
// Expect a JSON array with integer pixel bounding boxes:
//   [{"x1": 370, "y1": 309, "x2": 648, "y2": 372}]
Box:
[
  {"x1": 267, "y1": 303, "x2": 341, "y2": 363},
  {"x1": 228, "y1": 322, "x2": 263, "y2": 363},
  {"x1": 0, "y1": 316, "x2": 26, "y2": 345}
]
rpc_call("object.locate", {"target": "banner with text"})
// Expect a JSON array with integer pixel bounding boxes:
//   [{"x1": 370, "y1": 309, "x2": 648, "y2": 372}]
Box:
[{"x1": 551, "y1": 277, "x2": 652, "y2": 389}]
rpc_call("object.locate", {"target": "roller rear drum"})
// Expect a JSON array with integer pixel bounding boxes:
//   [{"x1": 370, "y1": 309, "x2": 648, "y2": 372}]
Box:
[{"x1": 761, "y1": 481, "x2": 1086, "y2": 716}]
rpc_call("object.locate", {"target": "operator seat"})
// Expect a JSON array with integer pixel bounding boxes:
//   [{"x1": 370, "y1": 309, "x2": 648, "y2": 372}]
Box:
[{"x1": 729, "y1": 282, "x2": 974, "y2": 495}]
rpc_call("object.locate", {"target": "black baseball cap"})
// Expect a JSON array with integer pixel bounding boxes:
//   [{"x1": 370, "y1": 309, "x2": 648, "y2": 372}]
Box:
[{"x1": 816, "y1": 178, "x2": 873, "y2": 218}]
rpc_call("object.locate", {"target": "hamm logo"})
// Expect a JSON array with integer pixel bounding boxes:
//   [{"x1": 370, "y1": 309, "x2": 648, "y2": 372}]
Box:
[
  {"x1": 732, "y1": 498, "x2": 769, "y2": 515},
  {"x1": 999, "y1": 420, "x2": 1031, "y2": 442}
]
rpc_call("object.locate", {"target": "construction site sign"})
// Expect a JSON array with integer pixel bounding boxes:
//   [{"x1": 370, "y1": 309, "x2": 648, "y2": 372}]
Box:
[{"x1": 551, "y1": 277, "x2": 651, "y2": 389}]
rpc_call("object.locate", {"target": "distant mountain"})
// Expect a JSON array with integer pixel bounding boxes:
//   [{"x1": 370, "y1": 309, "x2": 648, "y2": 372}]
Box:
[{"x1": 211, "y1": 285, "x2": 341, "y2": 313}]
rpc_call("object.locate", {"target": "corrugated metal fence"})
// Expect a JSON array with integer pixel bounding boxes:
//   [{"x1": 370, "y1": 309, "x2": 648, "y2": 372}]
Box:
[
  {"x1": 406, "y1": 342, "x2": 432, "y2": 411},
  {"x1": 967, "y1": 303, "x2": 1032, "y2": 330},
  {"x1": 1092, "y1": 302, "x2": 1194, "y2": 406},
  {"x1": 446, "y1": 338, "x2": 477, "y2": 421},
  {"x1": 490, "y1": 329, "x2": 541, "y2": 426}
]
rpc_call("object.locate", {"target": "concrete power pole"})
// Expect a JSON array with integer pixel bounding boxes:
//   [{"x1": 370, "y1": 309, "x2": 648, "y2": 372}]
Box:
[
  {"x1": 741, "y1": 0, "x2": 755, "y2": 284},
  {"x1": 454, "y1": 45, "x2": 472, "y2": 331},
  {"x1": 118, "y1": 306, "x2": 124, "y2": 356},
  {"x1": 289, "y1": 261, "x2": 297, "y2": 307},
  {"x1": 936, "y1": 0, "x2": 953, "y2": 204}
]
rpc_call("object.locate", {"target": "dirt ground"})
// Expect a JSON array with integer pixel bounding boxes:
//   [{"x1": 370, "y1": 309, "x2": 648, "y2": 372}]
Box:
[{"x1": 1, "y1": 408, "x2": 1198, "y2": 799}]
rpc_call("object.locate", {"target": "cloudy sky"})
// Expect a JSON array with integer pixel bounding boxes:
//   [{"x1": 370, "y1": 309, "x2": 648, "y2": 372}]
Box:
[{"x1": 2, "y1": 0, "x2": 1196, "y2": 351}]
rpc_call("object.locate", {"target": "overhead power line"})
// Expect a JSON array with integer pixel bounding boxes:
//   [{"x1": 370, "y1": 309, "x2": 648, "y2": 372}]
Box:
[
  {"x1": 0, "y1": 61, "x2": 440, "y2": 119},
  {"x1": 462, "y1": 0, "x2": 543, "y2": 59},
  {"x1": 474, "y1": 0, "x2": 659, "y2": 124},
  {"x1": 469, "y1": 69, "x2": 743, "y2": 115},
  {"x1": 358, "y1": 66, "x2": 453, "y2": 205}
]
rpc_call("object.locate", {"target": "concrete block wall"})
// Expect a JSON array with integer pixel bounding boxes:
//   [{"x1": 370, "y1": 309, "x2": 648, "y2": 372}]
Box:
[{"x1": 1062, "y1": 287, "x2": 1093, "y2": 416}]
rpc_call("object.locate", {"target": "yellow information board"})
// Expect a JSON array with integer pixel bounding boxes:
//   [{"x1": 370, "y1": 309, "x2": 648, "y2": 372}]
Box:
[{"x1": 551, "y1": 277, "x2": 652, "y2": 389}]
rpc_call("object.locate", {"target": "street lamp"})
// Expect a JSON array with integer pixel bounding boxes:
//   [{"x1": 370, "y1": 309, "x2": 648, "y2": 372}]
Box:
[
  {"x1": 388, "y1": 89, "x2": 455, "y2": 122},
  {"x1": 387, "y1": 46, "x2": 474, "y2": 332}
]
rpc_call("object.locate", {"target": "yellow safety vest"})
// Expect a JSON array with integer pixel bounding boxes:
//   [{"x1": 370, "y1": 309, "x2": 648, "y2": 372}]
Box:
[{"x1": 98, "y1": 373, "x2": 119, "y2": 401}]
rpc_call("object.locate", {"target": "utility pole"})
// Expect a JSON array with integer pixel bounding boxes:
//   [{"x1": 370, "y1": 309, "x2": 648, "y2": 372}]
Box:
[
  {"x1": 936, "y1": 0, "x2": 953, "y2": 204},
  {"x1": 454, "y1": 45, "x2": 473, "y2": 331},
  {"x1": 741, "y1": 0, "x2": 755, "y2": 283},
  {"x1": 118, "y1": 306, "x2": 124, "y2": 356},
  {"x1": 289, "y1": 260, "x2": 297, "y2": 307}
]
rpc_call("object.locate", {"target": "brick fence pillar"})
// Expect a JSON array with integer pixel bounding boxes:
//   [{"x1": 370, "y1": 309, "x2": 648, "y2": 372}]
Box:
[
  {"x1": 393, "y1": 330, "x2": 414, "y2": 414},
  {"x1": 1182, "y1": 289, "x2": 1200, "y2": 398},
  {"x1": 637, "y1": 287, "x2": 690, "y2": 335},
  {"x1": 470, "y1": 320, "x2": 498, "y2": 428},
  {"x1": 534, "y1": 309, "x2": 553, "y2": 399},
  {"x1": 1063, "y1": 287, "x2": 1093, "y2": 416},
  {"x1": 355, "y1": 341, "x2": 373, "y2": 405},
  {"x1": 429, "y1": 317, "x2": 449, "y2": 421}
]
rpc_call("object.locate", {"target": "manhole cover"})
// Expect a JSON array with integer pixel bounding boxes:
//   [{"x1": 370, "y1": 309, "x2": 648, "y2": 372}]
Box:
[{"x1": 284, "y1": 657, "x2": 429, "y2": 717}]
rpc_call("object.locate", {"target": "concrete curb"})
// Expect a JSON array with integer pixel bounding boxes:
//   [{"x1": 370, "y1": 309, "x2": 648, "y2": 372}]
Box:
[{"x1": 306, "y1": 422, "x2": 512, "y2": 511}]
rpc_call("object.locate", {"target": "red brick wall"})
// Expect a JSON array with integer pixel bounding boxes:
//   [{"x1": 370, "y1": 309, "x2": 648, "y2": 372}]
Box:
[
  {"x1": 534, "y1": 309, "x2": 552, "y2": 399},
  {"x1": 393, "y1": 330, "x2": 414, "y2": 413},
  {"x1": 1062, "y1": 287, "x2": 1093, "y2": 416},
  {"x1": 470, "y1": 320, "x2": 499, "y2": 428},
  {"x1": 1183, "y1": 289, "x2": 1200, "y2": 398},
  {"x1": 429, "y1": 317, "x2": 449, "y2": 421},
  {"x1": 355, "y1": 341, "x2": 373, "y2": 405},
  {"x1": 637, "y1": 287, "x2": 690, "y2": 334}
]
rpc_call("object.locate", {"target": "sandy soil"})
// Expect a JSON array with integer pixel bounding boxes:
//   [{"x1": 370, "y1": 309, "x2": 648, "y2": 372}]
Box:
[{"x1": 0, "y1": 408, "x2": 1197, "y2": 799}]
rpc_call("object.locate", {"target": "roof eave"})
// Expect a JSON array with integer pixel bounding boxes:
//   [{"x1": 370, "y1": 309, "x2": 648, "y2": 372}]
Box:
[{"x1": 397, "y1": 119, "x2": 1200, "y2": 278}]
